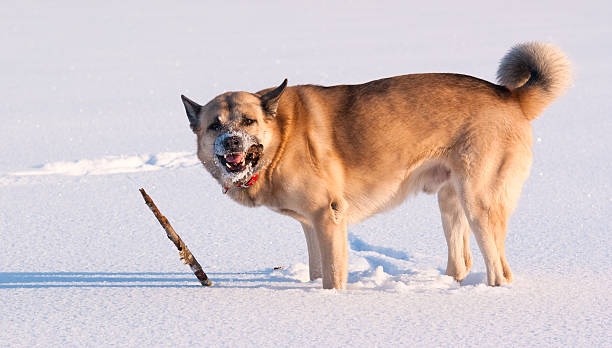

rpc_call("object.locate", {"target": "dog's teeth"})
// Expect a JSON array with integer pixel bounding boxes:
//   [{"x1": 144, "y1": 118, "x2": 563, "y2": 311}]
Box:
[
  {"x1": 226, "y1": 163, "x2": 232, "y2": 168},
  {"x1": 223, "y1": 154, "x2": 228, "y2": 159}
]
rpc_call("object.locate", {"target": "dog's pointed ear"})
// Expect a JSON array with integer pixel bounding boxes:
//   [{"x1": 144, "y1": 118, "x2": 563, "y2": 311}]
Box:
[
  {"x1": 260, "y1": 79, "x2": 287, "y2": 117},
  {"x1": 181, "y1": 94, "x2": 202, "y2": 132}
]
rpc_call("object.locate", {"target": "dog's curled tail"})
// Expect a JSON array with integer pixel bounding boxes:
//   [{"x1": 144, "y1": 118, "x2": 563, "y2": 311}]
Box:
[{"x1": 497, "y1": 42, "x2": 571, "y2": 121}]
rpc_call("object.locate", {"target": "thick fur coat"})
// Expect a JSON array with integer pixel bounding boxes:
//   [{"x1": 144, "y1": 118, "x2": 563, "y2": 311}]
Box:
[{"x1": 182, "y1": 42, "x2": 571, "y2": 289}]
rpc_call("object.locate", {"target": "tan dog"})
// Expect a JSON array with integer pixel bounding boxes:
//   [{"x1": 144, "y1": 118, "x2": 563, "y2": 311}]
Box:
[{"x1": 181, "y1": 42, "x2": 570, "y2": 289}]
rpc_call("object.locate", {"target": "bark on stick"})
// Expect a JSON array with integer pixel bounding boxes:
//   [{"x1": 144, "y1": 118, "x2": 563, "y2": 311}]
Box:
[{"x1": 139, "y1": 188, "x2": 213, "y2": 286}]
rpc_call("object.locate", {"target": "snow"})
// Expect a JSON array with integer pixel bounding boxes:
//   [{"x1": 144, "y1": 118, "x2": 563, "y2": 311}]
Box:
[
  {"x1": 8, "y1": 152, "x2": 199, "y2": 176},
  {"x1": 1, "y1": 1, "x2": 611, "y2": 346}
]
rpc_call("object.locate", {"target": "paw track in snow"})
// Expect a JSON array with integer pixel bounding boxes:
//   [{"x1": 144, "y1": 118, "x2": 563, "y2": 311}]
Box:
[
  {"x1": 268, "y1": 235, "x2": 490, "y2": 292},
  {"x1": 349, "y1": 234, "x2": 412, "y2": 261},
  {"x1": 346, "y1": 234, "x2": 465, "y2": 292}
]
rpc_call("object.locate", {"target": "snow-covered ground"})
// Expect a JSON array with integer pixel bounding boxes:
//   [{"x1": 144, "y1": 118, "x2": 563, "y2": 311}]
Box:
[{"x1": 1, "y1": 1, "x2": 611, "y2": 346}]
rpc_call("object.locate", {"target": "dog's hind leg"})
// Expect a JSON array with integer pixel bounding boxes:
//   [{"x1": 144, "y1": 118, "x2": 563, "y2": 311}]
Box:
[
  {"x1": 489, "y1": 151, "x2": 532, "y2": 283},
  {"x1": 454, "y1": 149, "x2": 531, "y2": 286},
  {"x1": 301, "y1": 223, "x2": 322, "y2": 280},
  {"x1": 456, "y1": 185, "x2": 507, "y2": 286},
  {"x1": 493, "y1": 213, "x2": 512, "y2": 283},
  {"x1": 438, "y1": 183, "x2": 472, "y2": 282}
]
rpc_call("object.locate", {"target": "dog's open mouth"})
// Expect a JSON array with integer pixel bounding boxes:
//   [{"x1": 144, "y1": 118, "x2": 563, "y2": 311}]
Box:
[{"x1": 217, "y1": 144, "x2": 263, "y2": 173}]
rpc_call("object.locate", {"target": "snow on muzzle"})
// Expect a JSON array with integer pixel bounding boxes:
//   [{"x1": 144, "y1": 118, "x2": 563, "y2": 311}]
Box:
[{"x1": 214, "y1": 131, "x2": 263, "y2": 174}]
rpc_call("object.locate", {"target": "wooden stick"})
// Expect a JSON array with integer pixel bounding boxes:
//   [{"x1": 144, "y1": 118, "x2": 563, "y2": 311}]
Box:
[{"x1": 139, "y1": 188, "x2": 213, "y2": 286}]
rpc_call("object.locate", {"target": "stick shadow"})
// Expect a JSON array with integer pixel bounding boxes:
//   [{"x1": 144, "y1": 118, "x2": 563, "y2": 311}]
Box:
[{"x1": 0, "y1": 270, "x2": 302, "y2": 289}]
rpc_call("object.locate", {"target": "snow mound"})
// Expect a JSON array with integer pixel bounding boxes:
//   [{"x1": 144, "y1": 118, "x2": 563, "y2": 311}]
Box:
[
  {"x1": 9, "y1": 152, "x2": 200, "y2": 176},
  {"x1": 268, "y1": 234, "x2": 494, "y2": 293},
  {"x1": 271, "y1": 263, "x2": 312, "y2": 283}
]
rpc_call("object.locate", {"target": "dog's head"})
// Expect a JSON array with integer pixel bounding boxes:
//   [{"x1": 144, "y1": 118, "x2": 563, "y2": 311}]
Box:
[{"x1": 181, "y1": 79, "x2": 287, "y2": 188}]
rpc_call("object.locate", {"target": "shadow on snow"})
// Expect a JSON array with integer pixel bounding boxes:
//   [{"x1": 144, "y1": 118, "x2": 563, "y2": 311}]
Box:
[
  {"x1": 1, "y1": 236, "x2": 486, "y2": 289},
  {"x1": 0, "y1": 270, "x2": 301, "y2": 289}
]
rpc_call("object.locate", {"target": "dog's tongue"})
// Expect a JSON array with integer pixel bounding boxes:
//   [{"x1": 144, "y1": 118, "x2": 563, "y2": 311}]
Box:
[{"x1": 225, "y1": 152, "x2": 244, "y2": 164}]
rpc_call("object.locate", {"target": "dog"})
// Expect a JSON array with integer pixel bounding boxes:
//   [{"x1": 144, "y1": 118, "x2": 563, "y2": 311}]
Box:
[{"x1": 181, "y1": 42, "x2": 570, "y2": 289}]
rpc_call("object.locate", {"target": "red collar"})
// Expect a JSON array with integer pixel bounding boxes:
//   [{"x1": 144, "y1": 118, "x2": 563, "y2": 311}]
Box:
[{"x1": 223, "y1": 173, "x2": 258, "y2": 194}]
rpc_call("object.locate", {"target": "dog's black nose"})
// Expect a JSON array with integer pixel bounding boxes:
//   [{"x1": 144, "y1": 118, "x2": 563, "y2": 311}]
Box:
[{"x1": 223, "y1": 136, "x2": 242, "y2": 150}]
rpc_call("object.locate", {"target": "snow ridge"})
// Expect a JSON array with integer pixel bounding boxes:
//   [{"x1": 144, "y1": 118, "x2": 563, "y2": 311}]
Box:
[{"x1": 8, "y1": 152, "x2": 200, "y2": 177}]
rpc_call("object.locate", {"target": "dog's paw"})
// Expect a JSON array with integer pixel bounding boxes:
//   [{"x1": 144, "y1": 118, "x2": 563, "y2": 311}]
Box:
[
  {"x1": 447, "y1": 267, "x2": 469, "y2": 283},
  {"x1": 486, "y1": 266, "x2": 512, "y2": 286},
  {"x1": 309, "y1": 273, "x2": 323, "y2": 281},
  {"x1": 446, "y1": 256, "x2": 472, "y2": 282},
  {"x1": 485, "y1": 258, "x2": 513, "y2": 286}
]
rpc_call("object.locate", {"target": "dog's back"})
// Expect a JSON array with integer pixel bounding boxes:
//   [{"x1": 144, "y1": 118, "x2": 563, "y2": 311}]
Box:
[{"x1": 274, "y1": 43, "x2": 571, "y2": 210}]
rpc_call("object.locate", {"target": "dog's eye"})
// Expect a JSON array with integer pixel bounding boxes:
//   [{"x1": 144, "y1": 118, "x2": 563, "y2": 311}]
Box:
[
  {"x1": 208, "y1": 120, "x2": 222, "y2": 132},
  {"x1": 242, "y1": 117, "x2": 257, "y2": 126}
]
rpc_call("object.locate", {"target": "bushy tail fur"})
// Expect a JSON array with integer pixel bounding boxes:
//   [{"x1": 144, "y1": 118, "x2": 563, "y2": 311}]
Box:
[{"x1": 497, "y1": 42, "x2": 571, "y2": 121}]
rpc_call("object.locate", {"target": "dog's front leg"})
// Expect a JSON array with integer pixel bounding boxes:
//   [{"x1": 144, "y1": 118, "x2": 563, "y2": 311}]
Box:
[
  {"x1": 300, "y1": 223, "x2": 322, "y2": 280},
  {"x1": 313, "y1": 200, "x2": 348, "y2": 289}
]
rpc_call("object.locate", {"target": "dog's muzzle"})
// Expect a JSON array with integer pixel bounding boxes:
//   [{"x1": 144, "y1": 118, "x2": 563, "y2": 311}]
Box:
[{"x1": 214, "y1": 131, "x2": 263, "y2": 174}]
